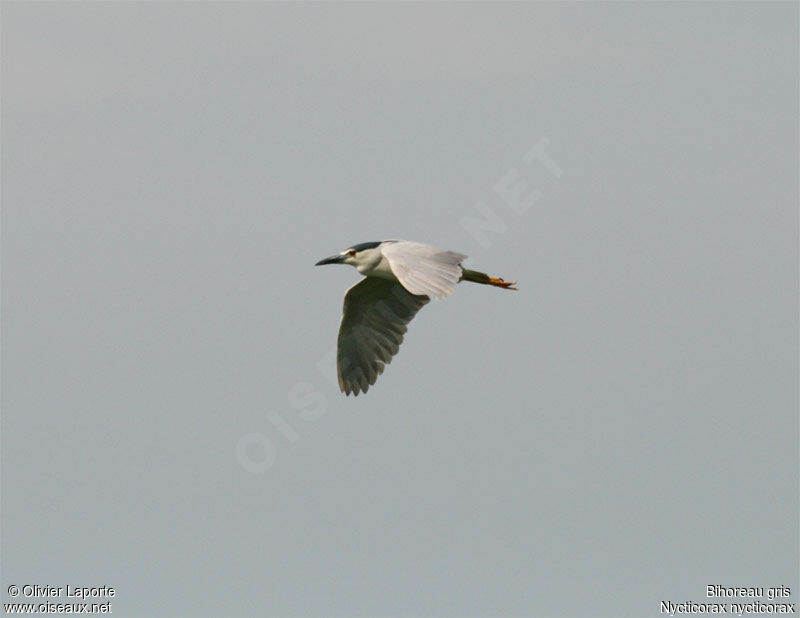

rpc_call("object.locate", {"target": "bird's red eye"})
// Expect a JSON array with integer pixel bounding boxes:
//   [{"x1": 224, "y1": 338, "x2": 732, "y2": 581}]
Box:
[{"x1": 348, "y1": 250, "x2": 356, "y2": 256}]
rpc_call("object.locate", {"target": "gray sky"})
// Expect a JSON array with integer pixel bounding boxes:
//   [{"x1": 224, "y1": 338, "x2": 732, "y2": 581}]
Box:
[{"x1": 2, "y1": 2, "x2": 798, "y2": 617}]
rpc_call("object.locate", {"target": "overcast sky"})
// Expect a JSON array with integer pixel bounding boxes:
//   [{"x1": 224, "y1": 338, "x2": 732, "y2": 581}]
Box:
[{"x1": 2, "y1": 3, "x2": 798, "y2": 617}]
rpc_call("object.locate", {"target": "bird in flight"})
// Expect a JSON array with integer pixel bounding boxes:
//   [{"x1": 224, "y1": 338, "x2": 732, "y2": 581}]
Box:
[{"x1": 315, "y1": 240, "x2": 516, "y2": 396}]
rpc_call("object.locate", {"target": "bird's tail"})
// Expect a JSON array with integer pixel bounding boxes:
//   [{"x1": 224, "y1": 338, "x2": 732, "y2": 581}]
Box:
[{"x1": 460, "y1": 268, "x2": 517, "y2": 290}]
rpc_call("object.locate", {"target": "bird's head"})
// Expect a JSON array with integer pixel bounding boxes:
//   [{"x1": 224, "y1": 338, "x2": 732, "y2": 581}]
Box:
[{"x1": 315, "y1": 241, "x2": 383, "y2": 268}]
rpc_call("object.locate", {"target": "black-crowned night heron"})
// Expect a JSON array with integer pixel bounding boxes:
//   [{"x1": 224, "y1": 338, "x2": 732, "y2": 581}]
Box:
[{"x1": 315, "y1": 240, "x2": 516, "y2": 396}]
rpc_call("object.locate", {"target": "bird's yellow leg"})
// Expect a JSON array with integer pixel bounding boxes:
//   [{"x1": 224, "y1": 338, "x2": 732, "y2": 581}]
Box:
[{"x1": 488, "y1": 277, "x2": 517, "y2": 290}]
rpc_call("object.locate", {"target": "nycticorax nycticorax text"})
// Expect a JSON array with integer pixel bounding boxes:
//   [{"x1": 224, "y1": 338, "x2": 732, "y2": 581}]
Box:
[{"x1": 315, "y1": 240, "x2": 516, "y2": 396}]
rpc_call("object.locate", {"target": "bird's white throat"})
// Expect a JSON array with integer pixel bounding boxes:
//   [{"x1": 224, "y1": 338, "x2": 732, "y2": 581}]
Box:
[{"x1": 355, "y1": 250, "x2": 397, "y2": 282}]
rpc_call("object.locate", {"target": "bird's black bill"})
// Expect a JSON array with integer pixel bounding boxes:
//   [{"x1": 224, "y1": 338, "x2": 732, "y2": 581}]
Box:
[{"x1": 315, "y1": 254, "x2": 346, "y2": 266}]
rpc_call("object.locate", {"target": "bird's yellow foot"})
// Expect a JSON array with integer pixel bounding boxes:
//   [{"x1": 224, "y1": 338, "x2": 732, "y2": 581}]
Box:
[{"x1": 488, "y1": 277, "x2": 518, "y2": 290}]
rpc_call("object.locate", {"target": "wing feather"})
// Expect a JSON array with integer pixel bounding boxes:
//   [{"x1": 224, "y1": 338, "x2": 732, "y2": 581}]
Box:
[
  {"x1": 381, "y1": 241, "x2": 467, "y2": 299},
  {"x1": 337, "y1": 278, "x2": 430, "y2": 396}
]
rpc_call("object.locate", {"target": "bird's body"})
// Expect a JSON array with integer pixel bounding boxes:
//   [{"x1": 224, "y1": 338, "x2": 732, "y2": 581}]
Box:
[{"x1": 316, "y1": 240, "x2": 516, "y2": 396}]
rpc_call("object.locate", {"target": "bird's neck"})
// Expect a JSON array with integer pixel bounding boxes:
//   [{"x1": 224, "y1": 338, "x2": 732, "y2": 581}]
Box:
[{"x1": 357, "y1": 250, "x2": 396, "y2": 281}]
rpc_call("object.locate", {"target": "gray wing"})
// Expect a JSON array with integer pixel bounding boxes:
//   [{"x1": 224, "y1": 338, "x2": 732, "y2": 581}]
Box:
[
  {"x1": 337, "y1": 277, "x2": 430, "y2": 396},
  {"x1": 381, "y1": 241, "x2": 467, "y2": 299}
]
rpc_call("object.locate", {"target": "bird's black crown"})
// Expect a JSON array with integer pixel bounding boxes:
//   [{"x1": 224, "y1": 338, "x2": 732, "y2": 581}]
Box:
[{"x1": 346, "y1": 241, "x2": 383, "y2": 253}]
